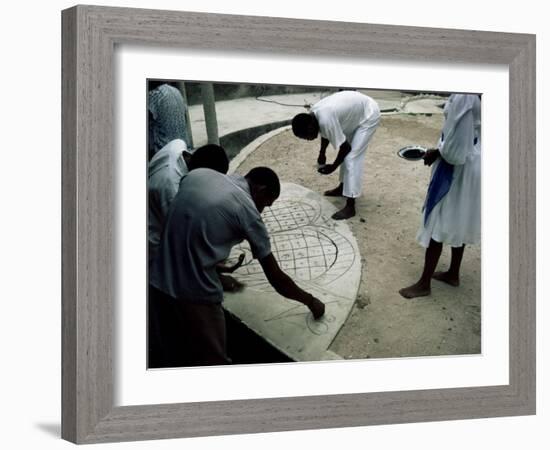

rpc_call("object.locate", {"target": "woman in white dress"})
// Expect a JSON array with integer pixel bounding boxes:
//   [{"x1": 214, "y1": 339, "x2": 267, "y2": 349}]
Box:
[{"x1": 400, "y1": 93, "x2": 481, "y2": 299}]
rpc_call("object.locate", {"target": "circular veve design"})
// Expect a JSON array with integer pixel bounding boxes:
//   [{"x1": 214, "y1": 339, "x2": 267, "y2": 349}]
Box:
[
  {"x1": 228, "y1": 226, "x2": 355, "y2": 289},
  {"x1": 261, "y1": 200, "x2": 320, "y2": 234}
]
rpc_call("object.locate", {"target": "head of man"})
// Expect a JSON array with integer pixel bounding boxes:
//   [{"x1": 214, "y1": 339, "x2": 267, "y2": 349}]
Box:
[
  {"x1": 188, "y1": 144, "x2": 229, "y2": 174},
  {"x1": 291, "y1": 113, "x2": 319, "y2": 141},
  {"x1": 245, "y1": 167, "x2": 281, "y2": 213}
]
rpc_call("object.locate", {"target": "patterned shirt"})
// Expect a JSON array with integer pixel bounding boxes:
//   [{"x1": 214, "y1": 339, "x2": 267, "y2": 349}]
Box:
[{"x1": 148, "y1": 84, "x2": 189, "y2": 158}]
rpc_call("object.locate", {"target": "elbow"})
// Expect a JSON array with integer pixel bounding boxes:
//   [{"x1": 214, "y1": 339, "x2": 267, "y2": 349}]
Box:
[
  {"x1": 440, "y1": 147, "x2": 466, "y2": 166},
  {"x1": 443, "y1": 155, "x2": 466, "y2": 166}
]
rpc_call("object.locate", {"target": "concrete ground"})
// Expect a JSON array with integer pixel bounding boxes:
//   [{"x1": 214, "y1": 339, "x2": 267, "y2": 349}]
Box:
[
  {"x1": 187, "y1": 89, "x2": 445, "y2": 148},
  {"x1": 188, "y1": 92, "x2": 327, "y2": 147},
  {"x1": 232, "y1": 109, "x2": 481, "y2": 360}
]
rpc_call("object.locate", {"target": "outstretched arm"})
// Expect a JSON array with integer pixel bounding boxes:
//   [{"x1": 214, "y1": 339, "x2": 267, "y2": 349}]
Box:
[
  {"x1": 318, "y1": 141, "x2": 351, "y2": 175},
  {"x1": 259, "y1": 253, "x2": 325, "y2": 319}
]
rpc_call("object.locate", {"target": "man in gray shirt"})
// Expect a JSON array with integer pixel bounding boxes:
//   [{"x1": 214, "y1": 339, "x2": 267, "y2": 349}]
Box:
[{"x1": 149, "y1": 167, "x2": 325, "y2": 367}]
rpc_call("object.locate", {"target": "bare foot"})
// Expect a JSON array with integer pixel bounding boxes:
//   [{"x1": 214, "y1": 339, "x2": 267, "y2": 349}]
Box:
[
  {"x1": 433, "y1": 271, "x2": 459, "y2": 287},
  {"x1": 399, "y1": 282, "x2": 431, "y2": 299},
  {"x1": 324, "y1": 185, "x2": 343, "y2": 197},
  {"x1": 332, "y1": 205, "x2": 355, "y2": 220}
]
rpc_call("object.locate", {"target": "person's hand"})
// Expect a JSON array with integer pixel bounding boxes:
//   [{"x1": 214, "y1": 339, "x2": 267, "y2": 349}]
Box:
[
  {"x1": 219, "y1": 274, "x2": 245, "y2": 292},
  {"x1": 423, "y1": 149, "x2": 440, "y2": 167},
  {"x1": 317, "y1": 152, "x2": 326, "y2": 166},
  {"x1": 307, "y1": 296, "x2": 325, "y2": 320},
  {"x1": 217, "y1": 253, "x2": 245, "y2": 273},
  {"x1": 318, "y1": 164, "x2": 337, "y2": 175},
  {"x1": 229, "y1": 253, "x2": 246, "y2": 272}
]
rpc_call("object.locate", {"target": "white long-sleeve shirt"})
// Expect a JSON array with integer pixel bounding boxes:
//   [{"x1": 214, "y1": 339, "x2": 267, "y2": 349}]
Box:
[
  {"x1": 417, "y1": 94, "x2": 481, "y2": 247},
  {"x1": 148, "y1": 139, "x2": 189, "y2": 264}
]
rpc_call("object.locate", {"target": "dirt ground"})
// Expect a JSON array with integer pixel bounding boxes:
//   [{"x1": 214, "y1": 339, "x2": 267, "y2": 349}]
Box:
[{"x1": 235, "y1": 114, "x2": 481, "y2": 359}]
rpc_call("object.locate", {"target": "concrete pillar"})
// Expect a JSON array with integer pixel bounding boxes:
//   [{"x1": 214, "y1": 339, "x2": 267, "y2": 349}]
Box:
[
  {"x1": 177, "y1": 82, "x2": 194, "y2": 149},
  {"x1": 200, "y1": 82, "x2": 220, "y2": 145}
]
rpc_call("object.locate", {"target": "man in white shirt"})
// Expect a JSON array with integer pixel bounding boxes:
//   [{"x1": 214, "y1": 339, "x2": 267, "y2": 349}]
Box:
[
  {"x1": 292, "y1": 90, "x2": 380, "y2": 220},
  {"x1": 148, "y1": 140, "x2": 229, "y2": 265}
]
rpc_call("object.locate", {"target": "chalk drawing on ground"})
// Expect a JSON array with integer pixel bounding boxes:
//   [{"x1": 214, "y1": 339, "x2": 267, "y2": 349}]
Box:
[
  {"x1": 223, "y1": 182, "x2": 362, "y2": 361},
  {"x1": 228, "y1": 226, "x2": 355, "y2": 289}
]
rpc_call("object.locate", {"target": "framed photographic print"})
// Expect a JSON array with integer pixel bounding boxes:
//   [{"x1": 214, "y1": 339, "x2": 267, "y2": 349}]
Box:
[{"x1": 62, "y1": 4, "x2": 535, "y2": 444}]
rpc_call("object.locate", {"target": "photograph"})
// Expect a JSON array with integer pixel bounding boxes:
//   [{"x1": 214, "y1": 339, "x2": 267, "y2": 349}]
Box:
[
  {"x1": 55, "y1": 3, "x2": 538, "y2": 445},
  {"x1": 146, "y1": 80, "x2": 482, "y2": 368}
]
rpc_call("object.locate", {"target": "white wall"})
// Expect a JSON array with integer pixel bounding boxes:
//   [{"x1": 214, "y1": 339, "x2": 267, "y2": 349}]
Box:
[{"x1": 0, "y1": 0, "x2": 546, "y2": 449}]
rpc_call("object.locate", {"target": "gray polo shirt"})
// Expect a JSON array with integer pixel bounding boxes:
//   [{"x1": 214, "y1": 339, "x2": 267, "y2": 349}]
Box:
[{"x1": 149, "y1": 168, "x2": 271, "y2": 304}]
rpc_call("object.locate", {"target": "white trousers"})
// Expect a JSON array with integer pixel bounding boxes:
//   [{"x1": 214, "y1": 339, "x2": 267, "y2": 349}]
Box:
[{"x1": 339, "y1": 116, "x2": 380, "y2": 198}]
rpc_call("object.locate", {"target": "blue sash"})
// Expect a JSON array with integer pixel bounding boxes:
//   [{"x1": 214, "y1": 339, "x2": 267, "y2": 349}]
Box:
[
  {"x1": 423, "y1": 136, "x2": 478, "y2": 224},
  {"x1": 424, "y1": 159, "x2": 454, "y2": 224}
]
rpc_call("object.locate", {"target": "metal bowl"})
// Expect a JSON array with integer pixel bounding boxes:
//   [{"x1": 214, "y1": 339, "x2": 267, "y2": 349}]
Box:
[{"x1": 397, "y1": 145, "x2": 427, "y2": 161}]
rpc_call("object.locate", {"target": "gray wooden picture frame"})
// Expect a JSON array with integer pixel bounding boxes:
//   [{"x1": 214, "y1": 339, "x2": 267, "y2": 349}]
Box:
[{"x1": 61, "y1": 4, "x2": 536, "y2": 444}]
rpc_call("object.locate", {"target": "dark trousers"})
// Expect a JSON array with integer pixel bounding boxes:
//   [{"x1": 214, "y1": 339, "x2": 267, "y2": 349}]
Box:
[{"x1": 148, "y1": 285, "x2": 231, "y2": 368}]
